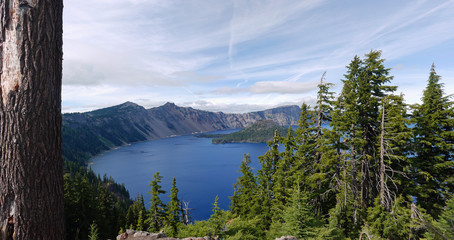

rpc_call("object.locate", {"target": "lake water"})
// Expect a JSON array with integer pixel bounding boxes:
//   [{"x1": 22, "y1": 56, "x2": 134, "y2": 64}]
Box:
[{"x1": 90, "y1": 129, "x2": 268, "y2": 221}]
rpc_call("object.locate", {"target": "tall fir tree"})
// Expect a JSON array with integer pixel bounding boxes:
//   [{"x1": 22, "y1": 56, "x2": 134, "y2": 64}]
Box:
[
  {"x1": 311, "y1": 74, "x2": 337, "y2": 216},
  {"x1": 377, "y1": 95, "x2": 412, "y2": 210},
  {"x1": 166, "y1": 177, "x2": 181, "y2": 237},
  {"x1": 273, "y1": 126, "x2": 296, "y2": 217},
  {"x1": 148, "y1": 172, "x2": 167, "y2": 232},
  {"x1": 411, "y1": 64, "x2": 454, "y2": 218},
  {"x1": 210, "y1": 195, "x2": 224, "y2": 238},
  {"x1": 231, "y1": 154, "x2": 259, "y2": 218},
  {"x1": 126, "y1": 194, "x2": 148, "y2": 230},
  {"x1": 293, "y1": 103, "x2": 316, "y2": 189},
  {"x1": 425, "y1": 197, "x2": 454, "y2": 239},
  {"x1": 328, "y1": 51, "x2": 397, "y2": 235},
  {"x1": 356, "y1": 50, "x2": 396, "y2": 209},
  {"x1": 255, "y1": 131, "x2": 281, "y2": 231}
]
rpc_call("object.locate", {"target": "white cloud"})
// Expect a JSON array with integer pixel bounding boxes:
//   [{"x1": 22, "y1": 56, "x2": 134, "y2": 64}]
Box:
[
  {"x1": 62, "y1": 0, "x2": 454, "y2": 112},
  {"x1": 250, "y1": 81, "x2": 319, "y2": 94},
  {"x1": 212, "y1": 80, "x2": 319, "y2": 95}
]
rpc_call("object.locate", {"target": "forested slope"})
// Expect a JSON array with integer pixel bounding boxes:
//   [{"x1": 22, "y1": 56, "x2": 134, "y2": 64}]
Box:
[{"x1": 199, "y1": 119, "x2": 290, "y2": 143}]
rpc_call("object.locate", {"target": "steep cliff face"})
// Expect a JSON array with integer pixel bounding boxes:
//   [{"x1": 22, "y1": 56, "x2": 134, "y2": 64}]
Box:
[{"x1": 62, "y1": 102, "x2": 300, "y2": 163}]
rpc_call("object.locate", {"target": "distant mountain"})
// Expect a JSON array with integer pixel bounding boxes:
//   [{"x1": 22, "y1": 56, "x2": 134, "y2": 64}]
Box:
[
  {"x1": 200, "y1": 119, "x2": 290, "y2": 144},
  {"x1": 62, "y1": 102, "x2": 300, "y2": 163}
]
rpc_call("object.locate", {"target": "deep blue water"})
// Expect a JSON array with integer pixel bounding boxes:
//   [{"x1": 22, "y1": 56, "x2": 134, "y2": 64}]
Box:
[{"x1": 90, "y1": 129, "x2": 268, "y2": 221}]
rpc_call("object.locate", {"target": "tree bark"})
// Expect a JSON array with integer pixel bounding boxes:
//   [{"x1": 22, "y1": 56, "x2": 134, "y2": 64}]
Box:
[
  {"x1": 0, "y1": 0, "x2": 64, "y2": 239},
  {"x1": 379, "y1": 100, "x2": 386, "y2": 209}
]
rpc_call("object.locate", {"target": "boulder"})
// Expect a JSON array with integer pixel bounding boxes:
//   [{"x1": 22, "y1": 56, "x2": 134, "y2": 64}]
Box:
[
  {"x1": 275, "y1": 236, "x2": 298, "y2": 240},
  {"x1": 116, "y1": 230, "x2": 214, "y2": 240}
]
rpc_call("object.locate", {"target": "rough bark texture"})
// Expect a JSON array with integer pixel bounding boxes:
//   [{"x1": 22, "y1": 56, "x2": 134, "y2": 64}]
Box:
[{"x1": 0, "y1": 0, "x2": 64, "y2": 239}]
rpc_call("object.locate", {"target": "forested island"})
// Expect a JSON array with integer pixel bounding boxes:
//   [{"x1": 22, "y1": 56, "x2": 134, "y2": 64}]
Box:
[
  {"x1": 198, "y1": 120, "x2": 289, "y2": 144},
  {"x1": 63, "y1": 51, "x2": 454, "y2": 240}
]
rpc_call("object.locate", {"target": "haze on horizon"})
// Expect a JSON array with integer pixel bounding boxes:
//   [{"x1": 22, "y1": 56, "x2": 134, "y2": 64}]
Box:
[{"x1": 63, "y1": 0, "x2": 454, "y2": 113}]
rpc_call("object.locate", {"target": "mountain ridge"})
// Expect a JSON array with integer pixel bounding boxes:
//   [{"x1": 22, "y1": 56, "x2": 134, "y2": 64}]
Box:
[{"x1": 62, "y1": 102, "x2": 301, "y2": 163}]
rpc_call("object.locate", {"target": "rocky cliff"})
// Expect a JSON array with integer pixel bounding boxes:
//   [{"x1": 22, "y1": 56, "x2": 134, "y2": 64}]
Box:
[{"x1": 62, "y1": 102, "x2": 300, "y2": 163}]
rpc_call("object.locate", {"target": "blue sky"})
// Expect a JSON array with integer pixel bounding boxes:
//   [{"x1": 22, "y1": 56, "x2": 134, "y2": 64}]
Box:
[{"x1": 62, "y1": 0, "x2": 454, "y2": 113}]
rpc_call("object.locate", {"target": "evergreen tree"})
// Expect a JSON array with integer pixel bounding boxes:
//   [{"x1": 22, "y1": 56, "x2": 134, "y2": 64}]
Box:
[
  {"x1": 224, "y1": 217, "x2": 263, "y2": 240},
  {"x1": 292, "y1": 103, "x2": 316, "y2": 194},
  {"x1": 411, "y1": 64, "x2": 454, "y2": 218},
  {"x1": 64, "y1": 173, "x2": 97, "y2": 240},
  {"x1": 273, "y1": 126, "x2": 296, "y2": 216},
  {"x1": 269, "y1": 184, "x2": 322, "y2": 239},
  {"x1": 327, "y1": 51, "x2": 397, "y2": 236},
  {"x1": 311, "y1": 74, "x2": 337, "y2": 216},
  {"x1": 126, "y1": 194, "x2": 147, "y2": 230},
  {"x1": 256, "y1": 131, "x2": 281, "y2": 230},
  {"x1": 88, "y1": 222, "x2": 100, "y2": 240},
  {"x1": 333, "y1": 51, "x2": 396, "y2": 213},
  {"x1": 166, "y1": 177, "x2": 181, "y2": 237},
  {"x1": 96, "y1": 183, "x2": 116, "y2": 239},
  {"x1": 148, "y1": 172, "x2": 167, "y2": 232},
  {"x1": 136, "y1": 210, "x2": 145, "y2": 231},
  {"x1": 377, "y1": 95, "x2": 412, "y2": 210},
  {"x1": 332, "y1": 55, "x2": 363, "y2": 218},
  {"x1": 425, "y1": 197, "x2": 454, "y2": 239},
  {"x1": 231, "y1": 154, "x2": 259, "y2": 218},
  {"x1": 364, "y1": 197, "x2": 414, "y2": 239},
  {"x1": 63, "y1": 162, "x2": 131, "y2": 240},
  {"x1": 210, "y1": 195, "x2": 224, "y2": 238},
  {"x1": 356, "y1": 50, "x2": 396, "y2": 209}
]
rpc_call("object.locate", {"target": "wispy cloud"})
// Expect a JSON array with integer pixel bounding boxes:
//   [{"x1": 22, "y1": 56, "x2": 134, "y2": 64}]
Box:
[
  {"x1": 213, "y1": 80, "x2": 319, "y2": 95},
  {"x1": 63, "y1": 0, "x2": 454, "y2": 113}
]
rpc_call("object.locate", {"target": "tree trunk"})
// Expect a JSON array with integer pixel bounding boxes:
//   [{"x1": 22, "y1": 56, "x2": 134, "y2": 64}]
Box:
[
  {"x1": 379, "y1": 100, "x2": 386, "y2": 209},
  {"x1": 0, "y1": 0, "x2": 64, "y2": 239}
]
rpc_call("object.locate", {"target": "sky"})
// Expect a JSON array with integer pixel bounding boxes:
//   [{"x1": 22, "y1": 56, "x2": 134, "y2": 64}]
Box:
[{"x1": 62, "y1": 0, "x2": 454, "y2": 113}]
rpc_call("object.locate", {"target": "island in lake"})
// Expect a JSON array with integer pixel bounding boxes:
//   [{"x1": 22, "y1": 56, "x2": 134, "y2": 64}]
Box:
[{"x1": 198, "y1": 119, "x2": 290, "y2": 144}]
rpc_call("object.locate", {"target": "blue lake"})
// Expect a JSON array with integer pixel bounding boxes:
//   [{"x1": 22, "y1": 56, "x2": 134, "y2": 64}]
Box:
[{"x1": 90, "y1": 129, "x2": 268, "y2": 221}]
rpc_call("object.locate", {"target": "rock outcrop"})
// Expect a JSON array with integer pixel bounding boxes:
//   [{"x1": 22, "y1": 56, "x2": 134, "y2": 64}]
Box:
[
  {"x1": 116, "y1": 230, "x2": 297, "y2": 240},
  {"x1": 116, "y1": 229, "x2": 215, "y2": 240},
  {"x1": 275, "y1": 236, "x2": 298, "y2": 240}
]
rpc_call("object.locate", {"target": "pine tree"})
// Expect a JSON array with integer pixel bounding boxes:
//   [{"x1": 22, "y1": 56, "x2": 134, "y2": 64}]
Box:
[
  {"x1": 356, "y1": 50, "x2": 396, "y2": 209},
  {"x1": 137, "y1": 210, "x2": 145, "y2": 231},
  {"x1": 148, "y1": 172, "x2": 167, "y2": 232},
  {"x1": 88, "y1": 222, "x2": 100, "y2": 240},
  {"x1": 377, "y1": 95, "x2": 412, "y2": 210},
  {"x1": 411, "y1": 64, "x2": 454, "y2": 218},
  {"x1": 334, "y1": 51, "x2": 396, "y2": 211},
  {"x1": 166, "y1": 177, "x2": 181, "y2": 237},
  {"x1": 327, "y1": 51, "x2": 397, "y2": 236},
  {"x1": 126, "y1": 194, "x2": 147, "y2": 230},
  {"x1": 364, "y1": 196, "x2": 414, "y2": 240},
  {"x1": 256, "y1": 131, "x2": 281, "y2": 230},
  {"x1": 311, "y1": 74, "x2": 337, "y2": 216},
  {"x1": 96, "y1": 184, "x2": 116, "y2": 239},
  {"x1": 425, "y1": 197, "x2": 454, "y2": 239},
  {"x1": 332, "y1": 55, "x2": 363, "y2": 218},
  {"x1": 210, "y1": 195, "x2": 224, "y2": 238},
  {"x1": 231, "y1": 154, "x2": 259, "y2": 218},
  {"x1": 292, "y1": 103, "x2": 316, "y2": 190},
  {"x1": 64, "y1": 173, "x2": 98, "y2": 240},
  {"x1": 273, "y1": 127, "x2": 296, "y2": 217},
  {"x1": 269, "y1": 183, "x2": 322, "y2": 239}
]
